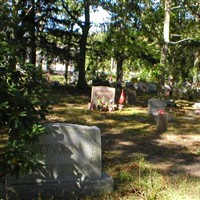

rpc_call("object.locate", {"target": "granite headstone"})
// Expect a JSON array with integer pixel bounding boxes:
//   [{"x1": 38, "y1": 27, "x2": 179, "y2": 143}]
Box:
[{"x1": 1, "y1": 123, "x2": 113, "y2": 199}]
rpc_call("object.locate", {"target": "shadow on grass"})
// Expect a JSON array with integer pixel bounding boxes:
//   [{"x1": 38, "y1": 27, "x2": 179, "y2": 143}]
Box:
[
  {"x1": 47, "y1": 87, "x2": 200, "y2": 178},
  {"x1": 101, "y1": 111, "x2": 200, "y2": 178}
]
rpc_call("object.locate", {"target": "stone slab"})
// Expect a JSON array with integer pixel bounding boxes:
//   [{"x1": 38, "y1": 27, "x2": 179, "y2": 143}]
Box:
[
  {"x1": 1, "y1": 123, "x2": 114, "y2": 198},
  {"x1": 148, "y1": 99, "x2": 167, "y2": 116},
  {"x1": 1, "y1": 173, "x2": 113, "y2": 199},
  {"x1": 10, "y1": 123, "x2": 102, "y2": 184}
]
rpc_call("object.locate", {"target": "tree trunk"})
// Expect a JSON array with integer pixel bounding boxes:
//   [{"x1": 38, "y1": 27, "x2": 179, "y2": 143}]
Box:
[
  {"x1": 193, "y1": 52, "x2": 200, "y2": 83},
  {"x1": 30, "y1": 0, "x2": 36, "y2": 65},
  {"x1": 159, "y1": 0, "x2": 171, "y2": 93},
  {"x1": 77, "y1": 29, "x2": 88, "y2": 88},
  {"x1": 64, "y1": 61, "x2": 69, "y2": 84},
  {"x1": 77, "y1": 0, "x2": 90, "y2": 89},
  {"x1": 116, "y1": 56, "x2": 124, "y2": 82}
]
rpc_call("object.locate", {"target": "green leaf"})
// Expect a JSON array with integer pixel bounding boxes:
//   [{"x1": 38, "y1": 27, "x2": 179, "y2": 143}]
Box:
[{"x1": 19, "y1": 111, "x2": 27, "y2": 117}]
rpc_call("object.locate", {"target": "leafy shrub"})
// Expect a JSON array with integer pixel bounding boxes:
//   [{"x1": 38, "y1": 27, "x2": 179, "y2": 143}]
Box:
[{"x1": 0, "y1": 64, "x2": 50, "y2": 177}]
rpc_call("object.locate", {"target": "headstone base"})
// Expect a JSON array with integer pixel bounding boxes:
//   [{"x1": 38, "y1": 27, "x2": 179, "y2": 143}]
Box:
[{"x1": 0, "y1": 173, "x2": 113, "y2": 199}]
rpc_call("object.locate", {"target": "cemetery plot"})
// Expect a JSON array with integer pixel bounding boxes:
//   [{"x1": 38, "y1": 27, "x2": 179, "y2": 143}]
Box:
[
  {"x1": 90, "y1": 86, "x2": 116, "y2": 110},
  {"x1": 4, "y1": 123, "x2": 113, "y2": 199},
  {"x1": 148, "y1": 99, "x2": 167, "y2": 116}
]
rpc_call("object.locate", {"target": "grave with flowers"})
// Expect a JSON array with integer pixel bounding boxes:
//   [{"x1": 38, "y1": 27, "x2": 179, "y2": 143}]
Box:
[
  {"x1": 89, "y1": 86, "x2": 117, "y2": 111},
  {"x1": 148, "y1": 99, "x2": 169, "y2": 133},
  {"x1": 148, "y1": 99, "x2": 167, "y2": 116}
]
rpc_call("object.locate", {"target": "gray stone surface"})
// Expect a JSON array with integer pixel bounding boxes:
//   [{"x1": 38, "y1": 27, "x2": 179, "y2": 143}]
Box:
[
  {"x1": 193, "y1": 102, "x2": 200, "y2": 108},
  {"x1": 126, "y1": 88, "x2": 137, "y2": 105},
  {"x1": 125, "y1": 82, "x2": 136, "y2": 105},
  {"x1": 1, "y1": 123, "x2": 113, "y2": 198},
  {"x1": 148, "y1": 99, "x2": 167, "y2": 116},
  {"x1": 2, "y1": 173, "x2": 113, "y2": 199},
  {"x1": 165, "y1": 99, "x2": 176, "y2": 107},
  {"x1": 147, "y1": 83, "x2": 157, "y2": 93}
]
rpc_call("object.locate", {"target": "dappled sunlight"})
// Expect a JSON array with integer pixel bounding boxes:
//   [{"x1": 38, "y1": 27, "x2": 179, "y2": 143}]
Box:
[
  {"x1": 45, "y1": 87, "x2": 200, "y2": 199},
  {"x1": 118, "y1": 140, "x2": 135, "y2": 146},
  {"x1": 154, "y1": 134, "x2": 200, "y2": 155}
]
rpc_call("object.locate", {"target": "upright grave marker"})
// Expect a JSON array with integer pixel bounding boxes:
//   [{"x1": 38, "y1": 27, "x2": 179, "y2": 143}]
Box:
[
  {"x1": 148, "y1": 99, "x2": 168, "y2": 133},
  {"x1": 2, "y1": 123, "x2": 113, "y2": 199},
  {"x1": 90, "y1": 86, "x2": 116, "y2": 109},
  {"x1": 148, "y1": 99, "x2": 167, "y2": 116},
  {"x1": 125, "y1": 82, "x2": 136, "y2": 105}
]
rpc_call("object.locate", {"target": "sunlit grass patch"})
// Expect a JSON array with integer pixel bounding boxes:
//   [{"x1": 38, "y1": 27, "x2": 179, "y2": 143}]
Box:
[
  {"x1": 165, "y1": 175, "x2": 200, "y2": 200},
  {"x1": 50, "y1": 74, "x2": 65, "y2": 84},
  {"x1": 42, "y1": 87, "x2": 200, "y2": 199}
]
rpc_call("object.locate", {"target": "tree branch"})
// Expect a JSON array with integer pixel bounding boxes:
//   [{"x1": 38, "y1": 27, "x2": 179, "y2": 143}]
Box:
[
  {"x1": 61, "y1": 0, "x2": 82, "y2": 27},
  {"x1": 171, "y1": 4, "x2": 198, "y2": 11},
  {"x1": 169, "y1": 38, "x2": 194, "y2": 44},
  {"x1": 170, "y1": 6, "x2": 185, "y2": 11}
]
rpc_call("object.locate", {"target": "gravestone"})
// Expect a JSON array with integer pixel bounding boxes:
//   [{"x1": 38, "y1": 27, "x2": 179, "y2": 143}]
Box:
[
  {"x1": 90, "y1": 86, "x2": 115, "y2": 108},
  {"x1": 147, "y1": 83, "x2": 157, "y2": 93},
  {"x1": 193, "y1": 103, "x2": 200, "y2": 115},
  {"x1": 165, "y1": 99, "x2": 176, "y2": 107},
  {"x1": 1, "y1": 123, "x2": 113, "y2": 199},
  {"x1": 125, "y1": 82, "x2": 136, "y2": 105},
  {"x1": 156, "y1": 111, "x2": 168, "y2": 133},
  {"x1": 148, "y1": 99, "x2": 167, "y2": 116}
]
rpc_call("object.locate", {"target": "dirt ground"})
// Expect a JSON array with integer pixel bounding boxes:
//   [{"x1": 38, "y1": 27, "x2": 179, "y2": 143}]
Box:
[
  {"x1": 143, "y1": 133, "x2": 200, "y2": 177},
  {"x1": 101, "y1": 102, "x2": 200, "y2": 179}
]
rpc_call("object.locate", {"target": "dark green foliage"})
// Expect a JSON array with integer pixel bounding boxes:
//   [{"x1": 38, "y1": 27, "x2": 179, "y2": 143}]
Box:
[{"x1": 0, "y1": 63, "x2": 50, "y2": 177}]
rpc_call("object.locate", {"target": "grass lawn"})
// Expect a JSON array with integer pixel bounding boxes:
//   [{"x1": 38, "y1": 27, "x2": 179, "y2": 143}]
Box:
[{"x1": 44, "y1": 85, "x2": 200, "y2": 200}]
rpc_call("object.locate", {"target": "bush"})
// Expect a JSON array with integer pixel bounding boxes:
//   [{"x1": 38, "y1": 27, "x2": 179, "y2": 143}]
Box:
[{"x1": 0, "y1": 64, "x2": 50, "y2": 177}]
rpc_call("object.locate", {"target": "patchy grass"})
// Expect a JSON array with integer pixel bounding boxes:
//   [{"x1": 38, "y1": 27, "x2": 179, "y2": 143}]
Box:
[
  {"x1": 1, "y1": 84, "x2": 200, "y2": 199},
  {"x1": 50, "y1": 74, "x2": 66, "y2": 84},
  {"x1": 45, "y1": 86, "x2": 200, "y2": 200}
]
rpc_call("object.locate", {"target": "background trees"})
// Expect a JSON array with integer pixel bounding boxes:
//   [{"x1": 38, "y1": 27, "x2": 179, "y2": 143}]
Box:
[
  {"x1": 2, "y1": 0, "x2": 197, "y2": 87},
  {"x1": 160, "y1": 0, "x2": 200, "y2": 88}
]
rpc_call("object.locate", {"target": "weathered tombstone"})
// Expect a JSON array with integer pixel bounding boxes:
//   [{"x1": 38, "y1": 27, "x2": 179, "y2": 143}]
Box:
[
  {"x1": 193, "y1": 102, "x2": 200, "y2": 109},
  {"x1": 148, "y1": 99, "x2": 167, "y2": 116},
  {"x1": 90, "y1": 86, "x2": 116, "y2": 109},
  {"x1": 192, "y1": 103, "x2": 200, "y2": 115},
  {"x1": 125, "y1": 82, "x2": 137, "y2": 105},
  {"x1": 137, "y1": 81, "x2": 147, "y2": 93},
  {"x1": 147, "y1": 83, "x2": 157, "y2": 93},
  {"x1": 1, "y1": 123, "x2": 113, "y2": 199},
  {"x1": 156, "y1": 110, "x2": 168, "y2": 133}
]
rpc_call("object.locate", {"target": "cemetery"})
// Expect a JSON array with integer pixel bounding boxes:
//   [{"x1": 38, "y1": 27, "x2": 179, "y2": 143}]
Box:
[
  {"x1": 1, "y1": 83, "x2": 200, "y2": 199},
  {"x1": 0, "y1": 1, "x2": 199, "y2": 199}
]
